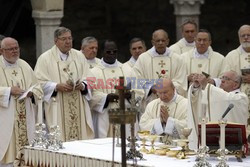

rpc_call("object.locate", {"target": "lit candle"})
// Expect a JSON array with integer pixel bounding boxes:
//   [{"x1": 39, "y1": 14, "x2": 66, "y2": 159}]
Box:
[
  {"x1": 38, "y1": 96, "x2": 43, "y2": 123},
  {"x1": 52, "y1": 98, "x2": 57, "y2": 125},
  {"x1": 201, "y1": 118, "x2": 206, "y2": 147},
  {"x1": 220, "y1": 120, "x2": 227, "y2": 150}
]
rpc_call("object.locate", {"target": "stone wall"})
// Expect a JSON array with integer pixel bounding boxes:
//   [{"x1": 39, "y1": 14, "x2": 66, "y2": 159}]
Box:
[{"x1": 2, "y1": 0, "x2": 250, "y2": 68}]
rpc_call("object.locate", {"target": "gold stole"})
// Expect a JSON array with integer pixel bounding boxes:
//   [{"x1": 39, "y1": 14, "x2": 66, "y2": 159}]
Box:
[
  {"x1": 57, "y1": 61, "x2": 82, "y2": 141},
  {"x1": 2, "y1": 67, "x2": 28, "y2": 152}
]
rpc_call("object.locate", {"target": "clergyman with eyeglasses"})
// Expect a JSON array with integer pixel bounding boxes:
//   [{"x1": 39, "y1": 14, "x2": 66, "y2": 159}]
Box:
[
  {"x1": 187, "y1": 70, "x2": 248, "y2": 150},
  {"x1": 0, "y1": 37, "x2": 43, "y2": 166},
  {"x1": 34, "y1": 27, "x2": 95, "y2": 142}
]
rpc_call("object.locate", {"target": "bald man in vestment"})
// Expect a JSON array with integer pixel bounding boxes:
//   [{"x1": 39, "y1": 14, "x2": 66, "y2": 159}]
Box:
[
  {"x1": 132, "y1": 29, "x2": 187, "y2": 111},
  {"x1": 140, "y1": 78, "x2": 187, "y2": 144},
  {"x1": 0, "y1": 38, "x2": 43, "y2": 167}
]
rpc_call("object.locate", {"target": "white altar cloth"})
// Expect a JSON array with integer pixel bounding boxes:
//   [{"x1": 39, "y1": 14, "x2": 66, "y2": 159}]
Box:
[{"x1": 24, "y1": 138, "x2": 250, "y2": 167}]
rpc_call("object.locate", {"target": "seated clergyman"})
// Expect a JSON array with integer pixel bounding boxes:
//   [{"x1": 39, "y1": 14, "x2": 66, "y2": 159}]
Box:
[
  {"x1": 139, "y1": 78, "x2": 188, "y2": 144},
  {"x1": 187, "y1": 70, "x2": 249, "y2": 150}
]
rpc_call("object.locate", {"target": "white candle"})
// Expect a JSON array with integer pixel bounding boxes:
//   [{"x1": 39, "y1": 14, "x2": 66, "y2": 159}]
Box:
[
  {"x1": 52, "y1": 98, "x2": 57, "y2": 125},
  {"x1": 220, "y1": 120, "x2": 227, "y2": 150},
  {"x1": 201, "y1": 118, "x2": 206, "y2": 147},
  {"x1": 38, "y1": 96, "x2": 43, "y2": 123}
]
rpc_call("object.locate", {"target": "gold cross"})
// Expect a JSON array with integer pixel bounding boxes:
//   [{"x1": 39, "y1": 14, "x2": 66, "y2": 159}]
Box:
[
  {"x1": 198, "y1": 64, "x2": 202, "y2": 68},
  {"x1": 89, "y1": 65, "x2": 93, "y2": 69},
  {"x1": 158, "y1": 60, "x2": 166, "y2": 68},
  {"x1": 12, "y1": 70, "x2": 18, "y2": 76},
  {"x1": 111, "y1": 70, "x2": 115, "y2": 73}
]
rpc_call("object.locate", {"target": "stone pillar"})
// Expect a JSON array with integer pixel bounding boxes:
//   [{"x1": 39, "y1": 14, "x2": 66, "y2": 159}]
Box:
[
  {"x1": 31, "y1": 0, "x2": 64, "y2": 58},
  {"x1": 170, "y1": 0, "x2": 204, "y2": 40},
  {"x1": 32, "y1": 11, "x2": 63, "y2": 58}
]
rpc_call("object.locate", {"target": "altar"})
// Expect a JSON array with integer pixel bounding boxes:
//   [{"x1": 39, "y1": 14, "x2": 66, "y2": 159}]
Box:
[{"x1": 24, "y1": 138, "x2": 250, "y2": 167}]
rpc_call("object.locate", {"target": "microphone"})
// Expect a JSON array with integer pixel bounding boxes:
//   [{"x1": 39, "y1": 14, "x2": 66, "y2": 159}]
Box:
[{"x1": 221, "y1": 104, "x2": 234, "y2": 119}]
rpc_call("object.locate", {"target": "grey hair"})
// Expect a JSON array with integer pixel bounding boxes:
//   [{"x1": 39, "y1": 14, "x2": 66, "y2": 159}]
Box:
[
  {"x1": 238, "y1": 25, "x2": 250, "y2": 37},
  {"x1": 230, "y1": 70, "x2": 242, "y2": 88},
  {"x1": 129, "y1": 37, "x2": 146, "y2": 49},
  {"x1": 81, "y1": 36, "x2": 98, "y2": 48},
  {"x1": 54, "y1": 27, "x2": 71, "y2": 39},
  {"x1": 181, "y1": 19, "x2": 198, "y2": 31}
]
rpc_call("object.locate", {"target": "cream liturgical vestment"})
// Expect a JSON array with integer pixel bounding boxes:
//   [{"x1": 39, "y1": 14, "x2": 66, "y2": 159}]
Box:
[
  {"x1": 225, "y1": 46, "x2": 250, "y2": 111},
  {"x1": 89, "y1": 59, "x2": 125, "y2": 138},
  {"x1": 182, "y1": 47, "x2": 225, "y2": 78},
  {"x1": 122, "y1": 57, "x2": 136, "y2": 79},
  {"x1": 187, "y1": 84, "x2": 249, "y2": 150},
  {"x1": 0, "y1": 57, "x2": 43, "y2": 164},
  {"x1": 87, "y1": 57, "x2": 101, "y2": 69},
  {"x1": 34, "y1": 45, "x2": 94, "y2": 142},
  {"x1": 139, "y1": 94, "x2": 187, "y2": 143},
  {"x1": 132, "y1": 47, "x2": 187, "y2": 110},
  {"x1": 169, "y1": 38, "x2": 195, "y2": 55}
]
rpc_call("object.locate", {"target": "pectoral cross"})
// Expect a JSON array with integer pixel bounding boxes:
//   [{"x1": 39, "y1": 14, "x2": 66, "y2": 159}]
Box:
[
  {"x1": 244, "y1": 55, "x2": 250, "y2": 63},
  {"x1": 12, "y1": 70, "x2": 18, "y2": 76},
  {"x1": 111, "y1": 70, "x2": 115, "y2": 73},
  {"x1": 198, "y1": 64, "x2": 202, "y2": 68},
  {"x1": 158, "y1": 60, "x2": 165, "y2": 68}
]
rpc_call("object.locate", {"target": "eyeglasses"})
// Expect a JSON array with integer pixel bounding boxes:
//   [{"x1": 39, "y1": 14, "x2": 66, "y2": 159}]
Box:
[
  {"x1": 3, "y1": 47, "x2": 19, "y2": 52},
  {"x1": 220, "y1": 76, "x2": 237, "y2": 82},
  {"x1": 240, "y1": 34, "x2": 250, "y2": 38},
  {"x1": 57, "y1": 37, "x2": 73, "y2": 42},
  {"x1": 105, "y1": 50, "x2": 117, "y2": 54}
]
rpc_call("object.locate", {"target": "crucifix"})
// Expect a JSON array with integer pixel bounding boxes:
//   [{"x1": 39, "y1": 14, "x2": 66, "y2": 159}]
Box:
[
  {"x1": 12, "y1": 70, "x2": 18, "y2": 76},
  {"x1": 158, "y1": 60, "x2": 166, "y2": 68}
]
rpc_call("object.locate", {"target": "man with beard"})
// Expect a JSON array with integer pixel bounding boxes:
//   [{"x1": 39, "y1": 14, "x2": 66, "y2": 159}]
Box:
[
  {"x1": 224, "y1": 25, "x2": 250, "y2": 137},
  {"x1": 187, "y1": 71, "x2": 248, "y2": 150}
]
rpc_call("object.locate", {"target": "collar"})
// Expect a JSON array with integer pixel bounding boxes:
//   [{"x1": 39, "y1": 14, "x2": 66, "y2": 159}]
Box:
[
  {"x1": 183, "y1": 38, "x2": 195, "y2": 47},
  {"x1": 57, "y1": 47, "x2": 69, "y2": 61},
  {"x1": 2, "y1": 57, "x2": 18, "y2": 67},
  {"x1": 230, "y1": 88, "x2": 240, "y2": 94},
  {"x1": 129, "y1": 56, "x2": 137, "y2": 65},
  {"x1": 101, "y1": 58, "x2": 118, "y2": 68},
  {"x1": 194, "y1": 48, "x2": 209, "y2": 59},
  {"x1": 240, "y1": 45, "x2": 250, "y2": 54},
  {"x1": 150, "y1": 46, "x2": 170, "y2": 57},
  {"x1": 87, "y1": 58, "x2": 97, "y2": 64}
]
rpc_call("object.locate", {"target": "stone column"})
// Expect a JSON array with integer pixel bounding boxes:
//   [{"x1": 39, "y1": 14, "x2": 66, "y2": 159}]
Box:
[
  {"x1": 32, "y1": 11, "x2": 63, "y2": 58},
  {"x1": 170, "y1": 0, "x2": 204, "y2": 40},
  {"x1": 31, "y1": 0, "x2": 64, "y2": 58}
]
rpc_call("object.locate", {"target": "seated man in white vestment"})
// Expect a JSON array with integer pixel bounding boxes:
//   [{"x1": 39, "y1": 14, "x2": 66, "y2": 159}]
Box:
[
  {"x1": 182, "y1": 29, "x2": 226, "y2": 91},
  {"x1": 187, "y1": 71, "x2": 249, "y2": 150},
  {"x1": 169, "y1": 19, "x2": 197, "y2": 55},
  {"x1": 0, "y1": 37, "x2": 43, "y2": 167},
  {"x1": 88, "y1": 39, "x2": 126, "y2": 138},
  {"x1": 80, "y1": 36, "x2": 100, "y2": 69},
  {"x1": 139, "y1": 78, "x2": 188, "y2": 144},
  {"x1": 34, "y1": 27, "x2": 94, "y2": 142},
  {"x1": 122, "y1": 37, "x2": 146, "y2": 79},
  {"x1": 224, "y1": 25, "x2": 250, "y2": 136},
  {"x1": 131, "y1": 29, "x2": 187, "y2": 111}
]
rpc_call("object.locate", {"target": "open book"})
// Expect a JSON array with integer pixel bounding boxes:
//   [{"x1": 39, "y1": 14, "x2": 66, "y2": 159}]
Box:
[{"x1": 241, "y1": 68, "x2": 250, "y2": 75}]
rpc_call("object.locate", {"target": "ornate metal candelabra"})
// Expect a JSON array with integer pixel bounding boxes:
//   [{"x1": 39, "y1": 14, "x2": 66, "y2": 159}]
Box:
[
  {"x1": 30, "y1": 123, "x2": 48, "y2": 149},
  {"x1": 108, "y1": 77, "x2": 142, "y2": 167},
  {"x1": 47, "y1": 125, "x2": 63, "y2": 151}
]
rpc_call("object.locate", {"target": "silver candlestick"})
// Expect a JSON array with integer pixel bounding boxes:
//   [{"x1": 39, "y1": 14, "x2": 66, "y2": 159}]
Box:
[
  {"x1": 30, "y1": 123, "x2": 48, "y2": 149},
  {"x1": 216, "y1": 119, "x2": 229, "y2": 167},
  {"x1": 47, "y1": 125, "x2": 63, "y2": 151}
]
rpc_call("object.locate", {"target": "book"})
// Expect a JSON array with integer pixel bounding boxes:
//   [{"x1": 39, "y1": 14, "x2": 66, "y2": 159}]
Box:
[
  {"x1": 198, "y1": 123, "x2": 247, "y2": 151},
  {"x1": 241, "y1": 68, "x2": 250, "y2": 75}
]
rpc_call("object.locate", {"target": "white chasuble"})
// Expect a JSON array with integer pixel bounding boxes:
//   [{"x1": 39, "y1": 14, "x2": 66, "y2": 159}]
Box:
[
  {"x1": 182, "y1": 48, "x2": 226, "y2": 78},
  {"x1": 90, "y1": 62, "x2": 125, "y2": 138},
  {"x1": 132, "y1": 47, "x2": 187, "y2": 111},
  {"x1": 35, "y1": 45, "x2": 94, "y2": 142},
  {"x1": 0, "y1": 57, "x2": 43, "y2": 164},
  {"x1": 139, "y1": 95, "x2": 187, "y2": 143}
]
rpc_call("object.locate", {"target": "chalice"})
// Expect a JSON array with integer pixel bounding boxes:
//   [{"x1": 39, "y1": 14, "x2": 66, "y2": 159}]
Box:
[{"x1": 138, "y1": 131, "x2": 150, "y2": 153}]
